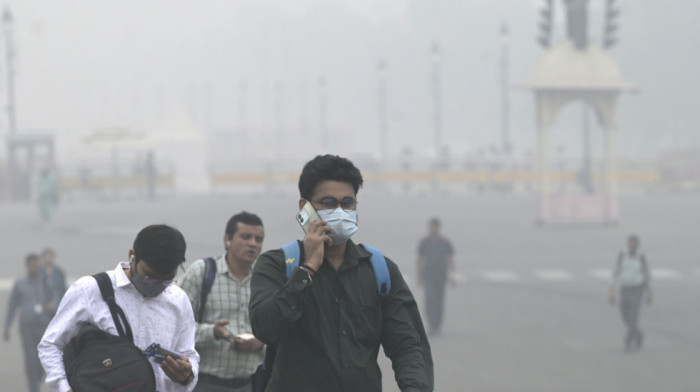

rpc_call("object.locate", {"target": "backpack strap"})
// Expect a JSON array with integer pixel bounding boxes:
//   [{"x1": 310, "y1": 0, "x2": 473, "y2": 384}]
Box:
[
  {"x1": 197, "y1": 257, "x2": 217, "y2": 322},
  {"x1": 360, "y1": 244, "x2": 391, "y2": 296},
  {"x1": 92, "y1": 272, "x2": 134, "y2": 342},
  {"x1": 281, "y1": 241, "x2": 302, "y2": 279},
  {"x1": 281, "y1": 241, "x2": 391, "y2": 295}
]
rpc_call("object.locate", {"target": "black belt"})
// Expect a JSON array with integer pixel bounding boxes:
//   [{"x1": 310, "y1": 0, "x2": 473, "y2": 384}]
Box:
[{"x1": 198, "y1": 373, "x2": 251, "y2": 388}]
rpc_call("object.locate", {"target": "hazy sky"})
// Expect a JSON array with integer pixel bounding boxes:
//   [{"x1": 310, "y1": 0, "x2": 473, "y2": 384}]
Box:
[{"x1": 1, "y1": 0, "x2": 698, "y2": 168}]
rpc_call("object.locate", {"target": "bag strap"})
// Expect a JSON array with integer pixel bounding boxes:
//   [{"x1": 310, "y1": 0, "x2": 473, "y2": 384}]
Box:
[
  {"x1": 359, "y1": 244, "x2": 391, "y2": 296},
  {"x1": 281, "y1": 241, "x2": 391, "y2": 295},
  {"x1": 92, "y1": 272, "x2": 134, "y2": 342},
  {"x1": 282, "y1": 241, "x2": 302, "y2": 279},
  {"x1": 197, "y1": 257, "x2": 218, "y2": 322}
]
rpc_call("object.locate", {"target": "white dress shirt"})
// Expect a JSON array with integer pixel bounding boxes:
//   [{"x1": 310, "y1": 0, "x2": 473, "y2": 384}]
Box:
[{"x1": 38, "y1": 262, "x2": 200, "y2": 392}]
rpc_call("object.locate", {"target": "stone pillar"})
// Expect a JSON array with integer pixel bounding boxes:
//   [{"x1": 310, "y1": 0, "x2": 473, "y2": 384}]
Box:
[
  {"x1": 536, "y1": 93, "x2": 553, "y2": 223},
  {"x1": 601, "y1": 105, "x2": 619, "y2": 223}
]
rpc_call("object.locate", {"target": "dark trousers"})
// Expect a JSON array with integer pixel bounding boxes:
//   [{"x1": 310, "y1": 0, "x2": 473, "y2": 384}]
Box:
[
  {"x1": 620, "y1": 285, "x2": 645, "y2": 349},
  {"x1": 424, "y1": 279, "x2": 447, "y2": 334},
  {"x1": 21, "y1": 323, "x2": 46, "y2": 392}
]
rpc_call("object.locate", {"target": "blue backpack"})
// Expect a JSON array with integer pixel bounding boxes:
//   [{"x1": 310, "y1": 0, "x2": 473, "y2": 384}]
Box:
[{"x1": 280, "y1": 240, "x2": 391, "y2": 295}]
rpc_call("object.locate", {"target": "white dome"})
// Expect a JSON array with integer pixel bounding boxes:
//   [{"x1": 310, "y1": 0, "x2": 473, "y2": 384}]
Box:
[{"x1": 524, "y1": 41, "x2": 636, "y2": 92}]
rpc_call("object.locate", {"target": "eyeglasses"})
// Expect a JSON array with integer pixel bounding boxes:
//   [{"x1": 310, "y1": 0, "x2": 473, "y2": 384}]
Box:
[
  {"x1": 141, "y1": 275, "x2": 175, "y2": 287},
  {"x1": 312, "y1": 197, "x2": 358, "y2": 210},
  {"x1": 134, "y1": 259, "x2": 176, "y2": 286}
]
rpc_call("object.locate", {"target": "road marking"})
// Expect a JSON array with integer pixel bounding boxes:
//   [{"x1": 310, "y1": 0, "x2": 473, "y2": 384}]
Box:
[
  {"x1": 534, "y1": 269, "x2": 573, "y2": 281},
  {"x1": 652, "y1": 268, "x2": 683, "y2": 280},
  {"x1": 481, "y1": 270, "x2": 521, "y2": 282},
  {"x1": 589, "y1": 269, "x2": 611, "y2": 280}
]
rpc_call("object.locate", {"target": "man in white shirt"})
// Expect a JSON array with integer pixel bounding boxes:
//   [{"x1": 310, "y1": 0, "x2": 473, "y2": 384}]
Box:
[
  {"x1": 609, "y1": 234, "x2": 652, "y2": 352},
  {"x1": 38, "y1": 224, "x2": 200, "y2": 391}
]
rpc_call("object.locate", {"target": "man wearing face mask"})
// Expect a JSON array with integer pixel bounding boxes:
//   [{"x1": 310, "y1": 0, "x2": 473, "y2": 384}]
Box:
[
  {"x1": 249, "y1": 154, "x2": 433, "y2": 392},
  {"x1": 38, "y1": 224, "x2": 200, "y2": 392}
]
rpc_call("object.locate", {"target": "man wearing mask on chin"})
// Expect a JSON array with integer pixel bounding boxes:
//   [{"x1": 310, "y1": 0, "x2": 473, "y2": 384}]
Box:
[
  {"x1": 38, "y1": 224, "x2": 199, "y2": 392},
  {"x1": 250, "y1": 154, "x2": 433, "y2": 392}
]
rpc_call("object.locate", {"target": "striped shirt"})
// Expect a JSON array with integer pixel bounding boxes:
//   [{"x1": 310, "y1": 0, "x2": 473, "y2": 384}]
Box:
[{"x1": 179, "y1": 255, "x2": 263, "y2": 379}]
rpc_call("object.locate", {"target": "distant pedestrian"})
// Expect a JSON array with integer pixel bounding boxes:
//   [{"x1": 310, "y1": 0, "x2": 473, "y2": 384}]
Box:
[
  {"x1": 37, "y1": 167, "x2": 59, "y2": 226},
  {"x1": 416, "y1": 217, "x2": 455, "y2": 337},
  {"x1": 145, "y1": 150, "x2": 157, "y2": 200},
  {"x1": 3, "y1": 253, "x2": 53, "y2": 392},
  {"x1": 609, "y1": 234, "x2": 652, "y2": 352},
  {"x1": 41, "y1": 247, "x2": 67, "y2": 314}
]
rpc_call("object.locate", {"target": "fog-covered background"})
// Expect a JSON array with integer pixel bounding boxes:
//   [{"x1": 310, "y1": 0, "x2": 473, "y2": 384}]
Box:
[
  {"x1": 1, "y1": 0, "x2": 698, "y2": 173},
  {"x1": 1, "y1": 1, "x2": 699, "y2": 391}
]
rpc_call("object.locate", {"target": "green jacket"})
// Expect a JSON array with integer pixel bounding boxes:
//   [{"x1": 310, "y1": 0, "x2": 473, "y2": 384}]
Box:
[{"x1": 249, "y1": 240, "x2": 434, "y2": 392}]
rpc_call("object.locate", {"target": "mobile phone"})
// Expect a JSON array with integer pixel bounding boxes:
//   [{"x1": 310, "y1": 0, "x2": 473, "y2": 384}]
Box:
[
  {"x1": 296, "y1": 200, "x2": 321, "y2": 233},
  {"x1": 154, "y1": 346, "x2": 182, "y2": 363}
]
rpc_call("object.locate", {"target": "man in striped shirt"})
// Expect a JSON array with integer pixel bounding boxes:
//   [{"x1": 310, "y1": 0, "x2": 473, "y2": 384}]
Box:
[{"x1": 180, "y1": 212, "x2": 265, "y2": 392}]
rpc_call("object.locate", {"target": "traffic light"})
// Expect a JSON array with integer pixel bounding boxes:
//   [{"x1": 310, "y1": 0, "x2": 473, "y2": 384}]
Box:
[
  {"x1": 603, "y1": 0, "x2": 620, "y2": 48},
  {"x1": 537, "y1": 0, "x2": 554, "y2": 48}
]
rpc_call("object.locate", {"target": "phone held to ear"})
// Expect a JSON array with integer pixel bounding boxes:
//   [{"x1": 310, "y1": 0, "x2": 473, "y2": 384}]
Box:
[{"x1": 296, "y1": 200, "x2": 321, "y2": 233}]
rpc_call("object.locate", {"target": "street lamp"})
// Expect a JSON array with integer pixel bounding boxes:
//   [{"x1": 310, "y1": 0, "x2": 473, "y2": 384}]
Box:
[
  {"x1": 274, "y1": 80, "x2": 284, "y2": 156},
  {"x1": 500, "y1": 21, "x2": 511, "y2": 153},
  {"x1": 377, "y1": 59, "x2": 389, "y2": 161},
  {"x1": 318, "y1": 76, "x2": 328, "y2": 152},
  {"x1": 3, "y1": 6, "x2": 16, "y2": 137},
  {"x1": 431, "y1": 41, "x2": 442, "y2": 162}
]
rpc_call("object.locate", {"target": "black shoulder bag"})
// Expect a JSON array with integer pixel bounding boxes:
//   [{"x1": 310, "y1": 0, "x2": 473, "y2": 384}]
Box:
[{"x1": 63, "y1": 272, "x2": 156, "y2": 392}]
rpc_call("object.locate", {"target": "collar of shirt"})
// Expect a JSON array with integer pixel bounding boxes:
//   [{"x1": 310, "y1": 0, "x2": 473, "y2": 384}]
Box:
[
  {"x1": 216, "y1": 254, "x2": 252, "y2": 283},
  {"x1": 333, "y1": 240, "x2": 372, "y2": 273},
  {"x1": 116, "y1": 261, "x2": 133, "y2": 288}
]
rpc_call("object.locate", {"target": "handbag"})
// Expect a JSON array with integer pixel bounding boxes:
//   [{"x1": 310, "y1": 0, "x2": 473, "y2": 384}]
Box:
[{"x1": 251, "y1": 344, "x2": 276, "y2": 392}]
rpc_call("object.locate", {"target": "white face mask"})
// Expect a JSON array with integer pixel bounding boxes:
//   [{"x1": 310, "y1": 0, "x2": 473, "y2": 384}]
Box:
[{"x1": 317, "y1": 208, "x2": 358, "y2": 245}]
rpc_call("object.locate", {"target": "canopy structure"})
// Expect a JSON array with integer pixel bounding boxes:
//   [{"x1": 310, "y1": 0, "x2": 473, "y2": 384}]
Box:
[{"x1": 522, "y1": 41, "x2": 637, "y2": 224}]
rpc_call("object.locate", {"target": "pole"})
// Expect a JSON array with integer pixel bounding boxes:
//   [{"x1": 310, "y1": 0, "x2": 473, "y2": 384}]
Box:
[
  {"x1": 3, "y1": 7, "x2": 15, "y2": 138},
  {"x1": 377, "y1": 59, "x2": 388, "y2": 161},
  {"x1": 431, "y1": 42, "x2": 442, "y2": 161},
  {"x1": 3, "y1": 7, "x2": 16, "y2": 199},
  {"x1": 275, "y1": 81, "x2": 284, "y2": 156},
  {"x1": 318, "y1": 76, "x2": 328, "y2": 152},
  {"x1": 581, "y1": 103, "x2": 594, "y2": 193},
  {"x1": 500, "y1": 22, "x2": 510, "y2": 152}
]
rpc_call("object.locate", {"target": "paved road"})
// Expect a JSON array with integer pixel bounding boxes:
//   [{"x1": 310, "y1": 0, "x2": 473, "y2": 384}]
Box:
[{"x1": 1, "y1": 190, "x2": 698, "y2": 391}]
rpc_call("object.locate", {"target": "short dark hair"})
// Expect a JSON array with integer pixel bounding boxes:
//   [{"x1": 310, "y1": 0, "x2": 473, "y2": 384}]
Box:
[
  {"x1": 628, "y1": 234, "x2": 639, "y2": 243},
  {"x1": 225, "y1": 211, "x2": 263, "y2": 237},
  {"x1": 133, "y1": 224, "x2": 186, "y2": 275},
  {"x1": 298, "y1": 155, "x2": 363, "y2": 200},
  {"x1": 26, "y1": 253, "x2": 40, "y2": 265},
  {"x1": 42, "y1": 247, "x2": 55, "y2": 257},
  {"x1": 429, "y1": 217, "x2": 441, "y2": 227}
]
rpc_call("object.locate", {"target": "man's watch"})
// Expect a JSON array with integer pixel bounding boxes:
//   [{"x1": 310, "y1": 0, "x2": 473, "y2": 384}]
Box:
[{"x1": 179, "y1": 370, "x2": 195, "y2": 386}]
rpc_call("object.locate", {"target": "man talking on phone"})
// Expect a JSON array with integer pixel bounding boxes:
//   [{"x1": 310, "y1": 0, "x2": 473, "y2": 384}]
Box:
[{"x1": 249, "y1": 154, "x2": 433, "y2": 392}]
